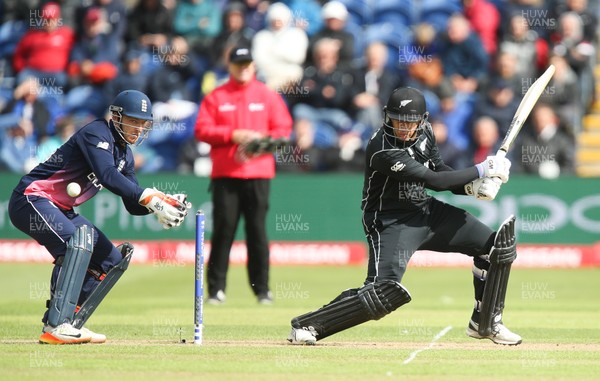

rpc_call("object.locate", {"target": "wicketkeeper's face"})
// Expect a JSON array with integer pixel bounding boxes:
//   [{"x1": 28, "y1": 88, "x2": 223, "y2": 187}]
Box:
[{"x1": 119, "y1": 115, "x2": 152, "y2": 145}]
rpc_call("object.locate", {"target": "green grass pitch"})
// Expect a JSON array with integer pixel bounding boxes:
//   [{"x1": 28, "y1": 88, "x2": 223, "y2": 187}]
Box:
[{"x1": 0, "y1": 263, "x2": 599, "y2": 380}]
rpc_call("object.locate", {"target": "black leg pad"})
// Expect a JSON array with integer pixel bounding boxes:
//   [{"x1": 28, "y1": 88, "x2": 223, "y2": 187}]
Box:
[
  {"x1": 291, "y1": 280, "x2": 411, "y2": 341},
  {"x1": 478, "y1": 215, "x2": 517, "y2": 336}
]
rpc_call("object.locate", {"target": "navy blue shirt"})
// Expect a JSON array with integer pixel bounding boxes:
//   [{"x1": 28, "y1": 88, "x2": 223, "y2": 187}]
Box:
[{"x1": 14, "y1": 119, "x2": 149, "y2": 215}]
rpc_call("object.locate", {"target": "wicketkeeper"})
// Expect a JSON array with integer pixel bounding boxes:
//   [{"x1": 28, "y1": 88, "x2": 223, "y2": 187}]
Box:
[
  {"x1": 8, "y1": 90, "x2": 191, "y2": 344},
  {"x1": 288, "y1": 87, "x2": 521, "y2": 346}
]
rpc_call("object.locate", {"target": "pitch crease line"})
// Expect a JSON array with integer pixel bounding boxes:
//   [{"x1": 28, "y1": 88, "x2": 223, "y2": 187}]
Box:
[{"x1": 402, "y1": 325, "x2": 453, "y2": 365}]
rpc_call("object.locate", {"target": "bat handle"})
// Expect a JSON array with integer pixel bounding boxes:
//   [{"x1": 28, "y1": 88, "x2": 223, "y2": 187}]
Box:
[{"x1": 492, "y1": 149, "x2": 509, "y2": 185}]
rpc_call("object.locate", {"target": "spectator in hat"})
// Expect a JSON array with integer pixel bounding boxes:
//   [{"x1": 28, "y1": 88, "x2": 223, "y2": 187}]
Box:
[
  {"x1": 252, "y1": 2, "x2": 308, "y2": 90},
  {"x1": 307, "y1": 0, "x2": 354, "y2": 69}
]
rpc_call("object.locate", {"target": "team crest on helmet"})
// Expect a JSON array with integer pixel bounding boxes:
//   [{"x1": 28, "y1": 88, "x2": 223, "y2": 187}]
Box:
[{"x1": 399, "y1": 100, "x2": 412, "y2": 107}]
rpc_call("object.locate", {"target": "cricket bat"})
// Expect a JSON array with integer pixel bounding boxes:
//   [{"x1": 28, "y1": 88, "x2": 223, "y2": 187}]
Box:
[{"x1": 496, "y1": 65, "x2": 556, "y2": 158}]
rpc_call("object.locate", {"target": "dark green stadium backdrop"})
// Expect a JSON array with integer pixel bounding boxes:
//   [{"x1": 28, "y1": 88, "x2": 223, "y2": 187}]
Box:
[{"x1": 1, "y1": 173, "x2": 600, "y2": 244}]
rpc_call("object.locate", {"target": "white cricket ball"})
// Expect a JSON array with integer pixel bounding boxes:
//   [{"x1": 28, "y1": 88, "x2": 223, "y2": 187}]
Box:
[
  {"x1": 67, "y1": 182, "x2": 81, "y2": 197},
  {"x1": 538, "y1": 160, "x2": 560, "y2": 179}
]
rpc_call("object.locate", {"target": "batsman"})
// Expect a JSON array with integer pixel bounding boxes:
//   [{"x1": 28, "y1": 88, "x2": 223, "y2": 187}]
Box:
[
  {"x1": 8, "y1": 90, "x2": 191, "y2": 344},
  {"x1": 288, "y1": 87, "x2": 521, "y2": 346}
]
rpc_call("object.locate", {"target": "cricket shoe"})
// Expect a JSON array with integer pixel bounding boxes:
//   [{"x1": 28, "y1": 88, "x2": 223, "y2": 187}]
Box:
[
  {"x1": 257, "y1": 291, "x2": 273, "y2": 305},
  {"x1": 207, "y1": 290, "x2": 226, "y2": 305},
  {"x1": 287, "y1": 328, "x2": 316, "y2": 345},
  {"x1": 80, "y1": 327, "x2": 107, "y2": 344},
  {"x1": 39, "y1": 323, "x2": 92, "y2": 345},
  {"x1": 466, "y1": 319, "x2": 522, "y2": 346}
]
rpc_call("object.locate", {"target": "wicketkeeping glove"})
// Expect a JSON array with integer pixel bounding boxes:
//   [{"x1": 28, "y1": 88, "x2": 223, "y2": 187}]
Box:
[
  {"x1": 244, "y1": 136, "x2": 289, "y2": 155},
  {"x1": 169, "y1": 193, "x2": 192, "y2": 210},
  {"x1": 139, "y1": 188, "x2": 188, "y2": 229},
  {"x1": 163, "y1": 193, "x2": 192, "y2": 228},
  {"x1": 465, "y1": 177, "x2": 501, "y2": 200}
]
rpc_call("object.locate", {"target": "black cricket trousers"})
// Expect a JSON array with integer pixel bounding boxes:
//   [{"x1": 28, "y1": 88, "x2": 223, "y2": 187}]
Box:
[
  {"x1": 207, "y1": 178, "x2": 271, "y2": 297},
  {"x1": 362, "y1": 197, "x2": 495, "y2": 284}
]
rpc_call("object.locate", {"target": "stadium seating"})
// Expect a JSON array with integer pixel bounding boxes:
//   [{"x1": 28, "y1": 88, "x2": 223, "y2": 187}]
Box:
[
  {"x1": 338, "y1": 0, "x2": 373, "y2": 26},
  {"x1": 419, "y1": 0, "x2": 463, "y2": 32},
  {"x1": 372, "y1": 0, "x2": 415, "y2": 27},
  {"x1": 364, "y1": 22, "x2": 413, "y2": 69}
]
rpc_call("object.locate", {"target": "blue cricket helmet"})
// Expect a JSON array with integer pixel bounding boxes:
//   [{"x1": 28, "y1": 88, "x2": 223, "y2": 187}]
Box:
[
  {"x1": 109, "y1": 90, "x2": 153, "y2": 145},
  {"x1": 109, "y1": 90, "x2": 153, "y2": 120}
]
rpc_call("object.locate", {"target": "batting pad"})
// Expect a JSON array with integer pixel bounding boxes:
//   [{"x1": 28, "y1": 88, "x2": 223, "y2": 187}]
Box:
[
  {"x1": 73, "y1": 243, "x2": 134, "y2": 329},
  {"x1": 478, "y1": 215, "x2": 517, "y2": 336},
  {"x1": 47, "y1": 225, "x2": 94, "y2": 327},
  {"x1": 291, "y1": 280, "x2": 411, "y2": 341}
]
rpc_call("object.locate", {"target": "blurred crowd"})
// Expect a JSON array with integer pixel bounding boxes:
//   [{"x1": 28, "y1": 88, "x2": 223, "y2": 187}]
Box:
[{"x1": 0, "y1": 0, "x2": 598, "y2": 176}]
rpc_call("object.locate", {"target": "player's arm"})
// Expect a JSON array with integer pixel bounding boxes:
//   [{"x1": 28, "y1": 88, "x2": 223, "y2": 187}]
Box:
[
  {"x1": 371, "y1": 150, "x2": 508, "y2": 192},
  {"x1": 120, "y1": 155, "x2": 151, "y2": 215},
  {"x1": 77, "y1": 125, "x2": 145, "y2": 201},
  {"x1": 430, "y1": 148, "x2": 471, "y2": 194},
  {"x1": 426, "y1": 133, "x2": 505, "y2": 198},
  {"x1": 78, "y1": 127, "x2": 189, "y2": 227},
  {"x1": 371, "y1": 150, "x2": 478, "y2": 191}
]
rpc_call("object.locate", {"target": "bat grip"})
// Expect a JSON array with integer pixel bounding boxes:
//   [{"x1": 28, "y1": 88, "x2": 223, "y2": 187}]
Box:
[{"x1": 496, "y1": 149, "x2": 507, "y2": 159}]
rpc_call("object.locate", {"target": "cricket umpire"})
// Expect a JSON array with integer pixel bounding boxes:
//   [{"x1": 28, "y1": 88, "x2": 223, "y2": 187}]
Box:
[
  {"x1": 288, "y1": 87, "x2": 522, "y2": 346},
  {"x1": 195, "y1": 45, "x2": 292, "y2": 305}
]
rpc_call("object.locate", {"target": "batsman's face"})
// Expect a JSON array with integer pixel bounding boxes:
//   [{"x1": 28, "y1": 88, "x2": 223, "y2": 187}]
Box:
[
  {"x1": 229, "y1": 61, "x2": 255, "y2": 84},
  {"x1": 392, "y1": 119, "x2": 419, "y2": 141}
]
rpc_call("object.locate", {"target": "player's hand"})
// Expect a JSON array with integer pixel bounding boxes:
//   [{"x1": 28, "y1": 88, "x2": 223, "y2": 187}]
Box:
[
  {"x1": 139, "y1": 188, "x2": 187, "y2": 228},
  {"x1": 476, "y1": 155, "x2": 511, "y2": 183},
  {"x1": 465, "y1": 177, "x2": 501, "y2": 200}
]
